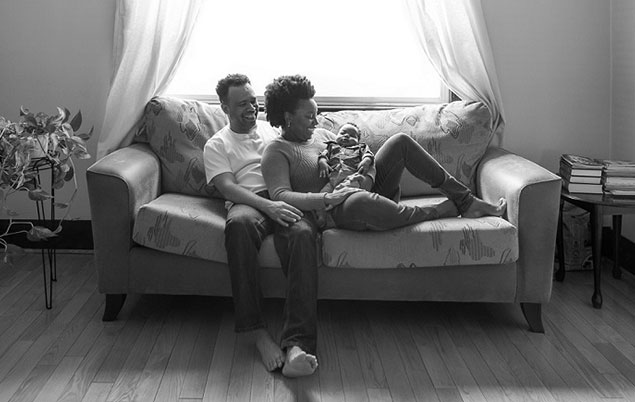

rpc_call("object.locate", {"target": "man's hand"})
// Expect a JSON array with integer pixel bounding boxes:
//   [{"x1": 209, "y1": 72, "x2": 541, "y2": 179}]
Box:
[
  {"x1": 264, "y1": 200, "x2": 304, "y2": 227},
  {"x1": 324, "y1": 187, "x2": 364, "y2": 207},
  {"x1": 357, "y1": 156, "x2": 373, "y2": 175},
  {"x1": 318, "y1": 159, "x2": 332, "y2": 178}
]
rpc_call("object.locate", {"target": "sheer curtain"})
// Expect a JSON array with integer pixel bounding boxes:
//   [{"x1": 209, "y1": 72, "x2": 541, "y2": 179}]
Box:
[
  {"x1": 97, "y1": 0, "x2": 202, "y2": 159},
  {"x1": 404, "y1": 0, "x2": 506, "y2": 143}
]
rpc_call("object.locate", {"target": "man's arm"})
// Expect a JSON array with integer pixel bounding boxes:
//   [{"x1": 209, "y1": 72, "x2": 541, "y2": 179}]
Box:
[{"x1": 212, "y1": 173, "x2": 303, "y2": 227}]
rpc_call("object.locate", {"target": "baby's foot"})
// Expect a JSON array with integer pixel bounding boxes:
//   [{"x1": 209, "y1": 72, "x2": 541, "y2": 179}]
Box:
[
  {"x1": 462, "y1": 197, "x2": 506, "y2": 218},
  {"x1": 253, "y1": 329, "x2": 285, "y2": 371},
  {"x1": 282, "y1": 346, "x2": 318, "y2": 378}
]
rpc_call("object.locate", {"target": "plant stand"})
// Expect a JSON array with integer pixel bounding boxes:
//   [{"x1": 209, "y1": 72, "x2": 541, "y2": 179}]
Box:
[{"x1": 32, "y1": 158, "x2": 58, "y2": 310}]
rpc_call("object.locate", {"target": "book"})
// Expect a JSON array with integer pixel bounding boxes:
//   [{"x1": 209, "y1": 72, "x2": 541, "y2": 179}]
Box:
[
  {"x1": 605, "y1": 189, "x2": 635, "y2": 198},
  {"x1": 562, "y1": 180, "x2": 603, "y2": 194},
  {"x1": 559, "y1": 161, "x2": 603, "y2": 177},
  {"x1": 602, "y1": 159, "x2": 635, "y2": 176},
  {"x1": 559, "y1": 168, "x2": 602, "y2": 184},
  {"x1": 561, "y1": 154, "x2": 603, "y2": 170},
  {"x1": 603, "y1": 176, "x2": 635, "y2": 189}
]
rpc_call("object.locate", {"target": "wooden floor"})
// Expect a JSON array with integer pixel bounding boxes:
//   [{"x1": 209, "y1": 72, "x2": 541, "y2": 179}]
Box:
[{"x1": 1, "y1": 254, "x2": 635, "y2": 402}]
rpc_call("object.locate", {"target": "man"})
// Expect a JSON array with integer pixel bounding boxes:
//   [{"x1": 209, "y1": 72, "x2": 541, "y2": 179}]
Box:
[{"x1": 203, "y1": 74, "x2": 319, "y2": 377}]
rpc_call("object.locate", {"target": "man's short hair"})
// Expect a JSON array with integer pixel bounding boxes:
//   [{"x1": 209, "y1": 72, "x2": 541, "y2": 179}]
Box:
[{"x1": 216, "y1": 74, "x2": 251, "y2": 104}]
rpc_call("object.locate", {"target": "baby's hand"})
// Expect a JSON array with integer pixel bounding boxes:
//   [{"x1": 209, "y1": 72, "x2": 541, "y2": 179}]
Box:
[
  {"x1": 318, "y1": 159, "x2": 331, "y2": 178},
  {"x1": 357, "y1": 156, "x2": 373, "y2": 175}
]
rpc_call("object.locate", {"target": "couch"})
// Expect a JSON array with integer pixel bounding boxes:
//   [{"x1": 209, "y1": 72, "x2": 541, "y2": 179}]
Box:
[{"x1": 86, "y1": 96, "x2": 561, "y2": 332}]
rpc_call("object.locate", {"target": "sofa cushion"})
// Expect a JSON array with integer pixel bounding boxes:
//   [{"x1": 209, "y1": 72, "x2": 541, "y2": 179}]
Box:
[
  {"x1": 138, "y1": 96, "x2": 229, "y2": 198},
  {"x1": 321, "y1": 197, "x2": 518, "y2": 268},
  {"x1": 132, "y1": 193, "x2": 282, "y2": 267},
  {"x1": 316, "y1": 101, "x2": 493, "y2": 196}
]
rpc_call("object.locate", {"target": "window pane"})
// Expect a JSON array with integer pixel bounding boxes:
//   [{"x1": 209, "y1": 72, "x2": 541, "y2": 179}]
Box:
[{"x1": 166, "y1": 0, "x2": 446, "y2": 105}]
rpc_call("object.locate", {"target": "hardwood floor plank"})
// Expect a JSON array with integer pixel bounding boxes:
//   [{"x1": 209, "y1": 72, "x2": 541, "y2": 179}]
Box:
[
  {"x1": 39, "y1": 290, "x2": 103, "y2": 365},
  {"x1": 80, "y1": 382, "x2": 112, "y2": 402},
  {"x1": 225, "y1": 334, "x2": 256, "y2": 402},
  {"x1": 0, "y1": 270, "x2": 96, "y2": 402},
  {"x1": 105, "y1": 297, "x2": 175, "y2": 402},
  {"x1": 369, "y1": 306, "x2": 417, "y2": 402},
  {"x1": 31, "y1": 356, "x2": 83, "y2": 402},
  {"x1": 7, "y1": 363, "x2": 56, "y2": 402},
  {"x1": 92, "y1": 295, "x2": 160, "y2": 383},
  {"x1": 154, "y1": 303, "x2": 202, "y2": 402},
  {"x1": 317, "y1": 302, "x2": 345, "y2": 402},
  {"x1": 456, "y1": 312, "x2": 534, "y2": 402},
  {"x1": 441, "y1": 310, "x2": 509, "y2": 402},
  {"x1": 390, "y1": 305, "x2": 440, "y2": 402},
  {"x1": 0, "y1": 340, "x2": 33, "y2": 384},
  {"x1": 0, "y1": 310, "x2": 41, "y2": 359},
  {"x1": 180, "y1": 300, "x2": 222, "y2": 400},
  {"x1": 55, "y1": 321, "x2": 124, "y2": 402},
  {"x1": 332, "y1": 303, "x2": 368, "y2": 402},
  {"x1": 202, "y1": 311, "x2": 236, "y2": 402},
  {"x1": 349, "y1": 309, "x2": 388, "y2": 390}
]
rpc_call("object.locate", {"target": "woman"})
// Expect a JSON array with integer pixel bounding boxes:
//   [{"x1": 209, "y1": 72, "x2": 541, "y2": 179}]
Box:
[{"x1": 261, "y1": 75, "x2": 506, "y2": 232}]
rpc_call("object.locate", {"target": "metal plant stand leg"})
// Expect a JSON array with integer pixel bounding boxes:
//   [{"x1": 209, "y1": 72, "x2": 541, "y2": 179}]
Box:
[{"x1": 34, "y1": 163, "x2": 57, "y2": 309}]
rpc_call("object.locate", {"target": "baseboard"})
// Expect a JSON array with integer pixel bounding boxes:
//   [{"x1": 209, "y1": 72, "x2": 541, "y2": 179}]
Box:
[
  {"x1": 1, "y1": 219, "x2": 93, "y2": 250},
  {"x1": 603, "y1": 227, "x2": 635, "y2": 276}
]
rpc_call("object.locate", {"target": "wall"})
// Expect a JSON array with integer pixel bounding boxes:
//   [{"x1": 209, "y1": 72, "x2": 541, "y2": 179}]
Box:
[
  {"x1": 0, "y1": 0, "x2": 115, "y2": 220},
  {"x1": 0, "y1": 1, "x2": 616, "y2": 227},
  {"x1": 482, "y1": 0, "x2": 611, "y2": 171},
  {"x1": 611, "y1": 0, "x2": 635, "y2": 241}
]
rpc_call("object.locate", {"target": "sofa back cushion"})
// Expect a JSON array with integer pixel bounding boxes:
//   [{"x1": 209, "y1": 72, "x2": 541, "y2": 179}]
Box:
[
  {"x1": 138, "y1": 96, "x2": 229, "y2": 198},
  {"x1": 316, "y1": 101, "x2": 493, "y2": 196},
  {"x1": 140, "y1": 97, "x2": 493, "y2": 198}
]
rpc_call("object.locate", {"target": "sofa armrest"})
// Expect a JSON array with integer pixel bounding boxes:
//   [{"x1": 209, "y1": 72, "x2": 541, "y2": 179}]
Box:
[
  {"x1": 86, "y1": 143, "x2": 161, "y2": 293},
  {"x1": 477, "y1": 147, "x2": 562, "y2": 303}
]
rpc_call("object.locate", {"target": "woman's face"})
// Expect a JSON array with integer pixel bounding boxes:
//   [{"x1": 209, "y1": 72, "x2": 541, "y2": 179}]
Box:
[{"x1": 285, "y1": 98, "x2": 318, "y2": 142}]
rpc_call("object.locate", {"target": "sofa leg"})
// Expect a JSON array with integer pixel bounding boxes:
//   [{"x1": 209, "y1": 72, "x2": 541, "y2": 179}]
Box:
[
  {"x1": 520, "y1": 302, "x2": 544, "y2": 333},
  {"x1": 103, "y1": 294, "x2": 127, "y2": 321}
]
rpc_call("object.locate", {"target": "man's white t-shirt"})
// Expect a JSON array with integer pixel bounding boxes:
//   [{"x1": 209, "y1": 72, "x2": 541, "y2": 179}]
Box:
[{"x1": 203, "y1": 120, "x2": 280, "y2": 196}]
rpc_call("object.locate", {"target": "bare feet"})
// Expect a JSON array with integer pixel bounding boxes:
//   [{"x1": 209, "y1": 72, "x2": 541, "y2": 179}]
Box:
[
  {"x1": 436, "y1": 199, "x2": 459, "y2": 219},
  {"x1": 281, "y1": 346, "x2": 318, "y2": 378},
  {"x1": 251, "y1": 329, "x2": 285, "y2": 371},
  {"x1": 461, "y1": 197, "x2": 506, "y2": 218}
]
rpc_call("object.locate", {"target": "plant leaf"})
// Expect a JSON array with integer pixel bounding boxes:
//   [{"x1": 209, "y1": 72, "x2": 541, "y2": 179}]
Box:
[
  {"x1": 26, "y1": 226, "x2": 57, "y2": 241},
  {"x1": 27, "y1": 189, "x2": 52, "y2": 201},
  {"x1": 70, "y1": 110, "x2": 82, "y2": 132},
  {"x1": 54, "y1": 202, "x2": 69, "y2": 209}
]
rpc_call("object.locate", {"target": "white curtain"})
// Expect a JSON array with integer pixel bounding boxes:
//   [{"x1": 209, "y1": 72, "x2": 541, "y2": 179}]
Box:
[
  {"x1": 97, "y1": 0, "x2": 202, "y2": 159},
  {"x1": 404, "y1": 0, "x2": 505, "y2": 143}
]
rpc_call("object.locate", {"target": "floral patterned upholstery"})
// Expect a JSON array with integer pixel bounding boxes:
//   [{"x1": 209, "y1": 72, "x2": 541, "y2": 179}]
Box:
[{"x1": 138, "y1": 96, "x2": 228, "y2": 198}]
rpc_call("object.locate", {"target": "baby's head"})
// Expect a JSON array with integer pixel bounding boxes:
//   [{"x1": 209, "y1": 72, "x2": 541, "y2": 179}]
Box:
[{"x1": 335, "y1": 123, "x2": 361, "y2": 147}]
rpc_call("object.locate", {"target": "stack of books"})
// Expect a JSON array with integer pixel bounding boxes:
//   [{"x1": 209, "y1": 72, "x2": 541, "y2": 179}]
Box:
[
  {"x1": 559, "y1": 154, "x2": 603, "y2": 194},
  {"x1": 602, "y1": 160, "x2": 635, "y2": 198}
]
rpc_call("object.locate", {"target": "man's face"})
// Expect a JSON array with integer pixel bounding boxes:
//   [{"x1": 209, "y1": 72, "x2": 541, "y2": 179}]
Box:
[{"x1": 222, "y1": 83, "x2": 258, "y2": 133}]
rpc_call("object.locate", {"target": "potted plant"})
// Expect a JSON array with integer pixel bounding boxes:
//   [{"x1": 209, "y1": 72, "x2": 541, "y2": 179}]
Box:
[{"x1": 0, "y1": 106, "x2": 93, "y2": 256}]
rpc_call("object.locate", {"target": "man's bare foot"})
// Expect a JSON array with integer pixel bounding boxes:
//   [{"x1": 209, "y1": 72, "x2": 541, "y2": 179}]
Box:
[
  {"x1": 250, "y1": 329, "x2": 284, "y2": 371},
  {"x1": 281, "y1": 346, "x2": 318, "y2": 378},
  {"x1": 461, "y1": 197, "x2": 506, "y2": 218}
]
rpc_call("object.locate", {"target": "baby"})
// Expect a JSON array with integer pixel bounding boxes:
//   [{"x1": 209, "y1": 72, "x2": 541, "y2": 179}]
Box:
[{"x1": 318, "y1": 123, "x2": 376, "y2": 195}]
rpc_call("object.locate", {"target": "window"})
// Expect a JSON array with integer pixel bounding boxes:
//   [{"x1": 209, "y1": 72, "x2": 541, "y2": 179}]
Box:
[{"x1": 166, "y1": 0, "x2": 448, "y2": 108}]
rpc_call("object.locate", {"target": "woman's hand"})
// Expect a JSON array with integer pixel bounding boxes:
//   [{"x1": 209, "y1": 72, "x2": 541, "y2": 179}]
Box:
[
  {"x1": 264, "y1": 200, "x2": 304, "y2": 227},
  {"x1": 318, "y1": 158, "x2": 332, "y2": 178},
  {"x1": 324, "y1": 187, "x2": 364, "y2": 207},
  {"x1": 357, "y1": 156, "x2": 373, "y2": 175}
]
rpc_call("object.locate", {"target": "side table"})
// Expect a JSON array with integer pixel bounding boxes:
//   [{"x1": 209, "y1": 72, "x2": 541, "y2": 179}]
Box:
[{"x1": 556, "y1": 189, "x2": 635, "y2": 308}]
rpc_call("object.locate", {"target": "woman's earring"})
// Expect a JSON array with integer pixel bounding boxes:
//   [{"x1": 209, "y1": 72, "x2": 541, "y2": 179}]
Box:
[{"x1": 286, "y1": 120, "x2": 291, "y2": 128}]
